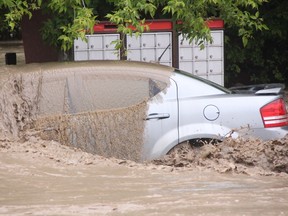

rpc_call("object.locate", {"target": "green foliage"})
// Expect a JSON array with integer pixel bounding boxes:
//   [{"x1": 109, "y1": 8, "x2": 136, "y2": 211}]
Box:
[
  {"x1": 1, "y1": 0, "x2": 273, "y2": 63},
  {"x1": 57, "y1": 8, "x2": 95, "y2": 51},
  {"x1": 2, "y1": 0, "x2": 268, "y2": 51},
  {"x1": 2, "y1": 0, "x2": 41, "y2": 30},
  {"x1": 1, "y1": 0, "x2": 96, "y2": 51},
  {"x1": 41, "y1": 0, "x2": 96, "y2": 51},
  {"x1": 162, "y1": 0, "x2": 213, "y2": 46},
  {"x1": 0, "y1": 8, "x2": 21, "y2": 40},
  {"x1": 224, "y1": 0, "x2": 288, "y2": 87},
  {"x1": 106, "y1": 0, "x2": 156, "y2": 34},
  {"x1": 106, "y1": 0, "x2": 156, "y2": 54},
  {"x1": 208, "y1": 0, "x2": 269, "y2": 47},
  {"x1": 106, "y1": 0, "x2": 269, "y2": 49},
  {"x1": 41, "y1": 1, "x2": 96, "y2": 51}
]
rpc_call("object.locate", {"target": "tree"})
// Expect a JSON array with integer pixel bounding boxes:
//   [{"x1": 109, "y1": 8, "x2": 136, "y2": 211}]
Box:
[
  {"x1": 1, "y1": 0, "x2": 96, "y2": 51},
  {"x1": 107, "y1": 0, "x2": 268, "y2": 47},
  {"x1": 0, "y1": 8, "x2": 21, "y2": 40},
  {"x1": 1, "y1": 0, "x2": 268, "y2": 52},
  {"x1": 224, "y1": 0, "x2": 288, "y2": 87}
]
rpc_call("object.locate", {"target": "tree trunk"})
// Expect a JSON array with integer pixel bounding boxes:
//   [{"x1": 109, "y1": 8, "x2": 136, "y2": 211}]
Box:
[{"x1": 21, "y1": 10, "x2": 58, "y2": 64}]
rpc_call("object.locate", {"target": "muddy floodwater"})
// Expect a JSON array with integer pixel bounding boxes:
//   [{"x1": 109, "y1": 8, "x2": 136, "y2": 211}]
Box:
[{"x1": 0, "y1": 140, "x2": 288, "y2": 216}]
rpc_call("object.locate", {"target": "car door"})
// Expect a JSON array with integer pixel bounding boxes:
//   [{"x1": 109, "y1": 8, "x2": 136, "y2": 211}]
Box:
[{"x1": 142, "y1": 77, "x2": 179, "y2": 160}]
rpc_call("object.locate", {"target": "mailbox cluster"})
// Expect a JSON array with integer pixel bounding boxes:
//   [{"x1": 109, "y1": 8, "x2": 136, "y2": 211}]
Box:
[{"x1": 74, "y1": 20, "x2": 224, "y2": 85}]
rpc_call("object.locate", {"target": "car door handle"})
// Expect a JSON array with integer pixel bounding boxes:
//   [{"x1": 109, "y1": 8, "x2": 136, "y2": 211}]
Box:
[{"x1": 146, "y1": 113, "x2": 170, "y2": 120}]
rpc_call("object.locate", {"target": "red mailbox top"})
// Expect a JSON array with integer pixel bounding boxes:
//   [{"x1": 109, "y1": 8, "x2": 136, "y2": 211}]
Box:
[{"x1": 93, "y1": 19, "x2": 224, "y2": 33}]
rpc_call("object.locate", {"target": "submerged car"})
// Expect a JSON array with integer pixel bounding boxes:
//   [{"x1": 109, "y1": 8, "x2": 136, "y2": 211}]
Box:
[
  {"x1": 1, "y1": 60, "x2": 287, "y2": 161},
  {"x1": 143, "y1": 63, "x2": 288, "y2": 160}
]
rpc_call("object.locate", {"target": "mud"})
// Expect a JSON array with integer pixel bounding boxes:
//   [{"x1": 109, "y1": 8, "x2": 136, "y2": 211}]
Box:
[
  {"x1": 34, "y1": 102, "x2": 147, "y2": 161},
  {"x1": 0, "y1": 137, "x2": 288, "y2": 215},
  {"x1": 153, "y1": 137, "x2": 288, "y2": 176},
  {"x1": 0, "y1": 62, "x2": 171, "y2": 161}
]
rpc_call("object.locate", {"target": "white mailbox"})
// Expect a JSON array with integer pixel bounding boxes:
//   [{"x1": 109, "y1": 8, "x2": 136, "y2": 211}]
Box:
[
  {"x1": 127, "y1": 32, "x2": 172, "y2": 66},
  {"x1": 74, "y1": 34, "x2": 120, "y2": 61},
  {"x1": 179, "y1": 30, "x2": 224, "y2": 85}
]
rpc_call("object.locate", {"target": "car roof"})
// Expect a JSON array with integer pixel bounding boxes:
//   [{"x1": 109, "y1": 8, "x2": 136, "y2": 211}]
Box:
[
  {"x1": 6, "y1": 60, "x2": 172, "y2": 74},
  {"x1": 3, "y1": 60, "x2": 174, "y2": 85}
]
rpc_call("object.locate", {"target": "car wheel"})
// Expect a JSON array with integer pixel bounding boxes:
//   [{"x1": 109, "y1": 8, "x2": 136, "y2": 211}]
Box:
[{"x1": 167, "y1": 141, "x2": 194, "y2": 157}]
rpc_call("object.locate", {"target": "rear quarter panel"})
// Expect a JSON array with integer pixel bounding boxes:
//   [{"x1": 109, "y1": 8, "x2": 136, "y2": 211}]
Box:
[{"x1": 174, "y1": 73, "x2": 284, "y2": 141}]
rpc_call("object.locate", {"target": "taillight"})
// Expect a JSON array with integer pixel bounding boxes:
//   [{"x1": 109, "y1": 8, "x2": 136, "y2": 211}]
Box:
[{"x1": 260, "y1": 98, "x2": 288, "y2": 128}]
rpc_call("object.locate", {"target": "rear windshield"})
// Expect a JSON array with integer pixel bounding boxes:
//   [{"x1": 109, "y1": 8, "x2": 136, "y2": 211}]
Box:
[{"x1": 175, "y1": 69, "x2": 232, "y2": 94}]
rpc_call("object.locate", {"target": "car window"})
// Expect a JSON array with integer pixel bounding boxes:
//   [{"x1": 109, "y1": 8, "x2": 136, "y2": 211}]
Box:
[
  {"x1": 175, "y1": 69, "x2": 231, "y2": 94},
  {"x1": 149, "y1": 79, "x2": 167, "y2": 97},
  {"x1": 38, "y1": 71, "x2": 168, "y2": 115}
]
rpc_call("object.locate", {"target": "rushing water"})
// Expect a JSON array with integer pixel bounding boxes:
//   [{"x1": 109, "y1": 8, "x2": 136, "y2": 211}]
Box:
[{"x1": 0, "y1": 141, "x2": 288, "y2": 216}]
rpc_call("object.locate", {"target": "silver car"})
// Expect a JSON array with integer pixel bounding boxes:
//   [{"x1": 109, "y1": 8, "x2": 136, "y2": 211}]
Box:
[
  {"x1": 143, "y1": 63, "x2": 288, "y2": 160},
  {"x1": 1, "y1": 61, "x2": 287, "y2": 161}
]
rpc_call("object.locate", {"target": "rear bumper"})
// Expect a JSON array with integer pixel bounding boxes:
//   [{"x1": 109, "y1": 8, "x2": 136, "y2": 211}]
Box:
[{"x1": 241, "y1": 126, "x2": 288, "y2": 140}]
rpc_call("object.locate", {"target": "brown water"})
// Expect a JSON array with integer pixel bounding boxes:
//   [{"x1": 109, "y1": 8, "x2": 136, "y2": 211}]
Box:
[{"x1": 0, "y1": 139, "x2": 288, "y2": 216}]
